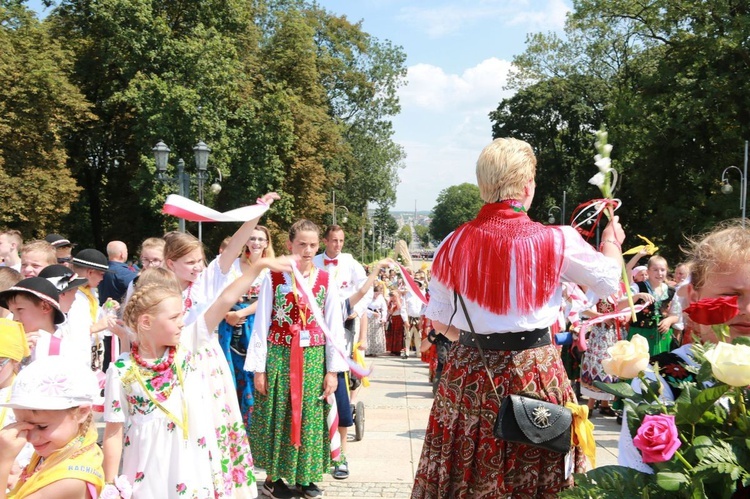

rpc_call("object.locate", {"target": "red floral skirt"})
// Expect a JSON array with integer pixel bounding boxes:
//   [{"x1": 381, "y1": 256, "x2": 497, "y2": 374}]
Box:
[
  {"x1": 412, "y1": 342, "x2": 584, "y2": 498},
  {"x1": 386, "y1": 315, "x2": 405, "y2": 354}
]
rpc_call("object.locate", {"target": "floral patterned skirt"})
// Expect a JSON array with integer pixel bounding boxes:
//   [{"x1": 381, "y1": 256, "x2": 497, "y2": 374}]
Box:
[
  {"x1": 250, "y1": 344, "x2": 329, "y2": 486},
  {"x1": 412, "y1": 342, "x2": 584, "y2": 499},
  {"x1": 366, "y1": 318, "x2": 386, "y2": 356},
  {"x1": 580, "y1": 322, "x2": 621, "y2": 401}
]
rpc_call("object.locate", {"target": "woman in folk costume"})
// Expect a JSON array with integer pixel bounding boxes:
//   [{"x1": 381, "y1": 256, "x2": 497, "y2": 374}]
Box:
[
  {"x1": 412, "y1": 138, "x2": 625, "y2": 498},
  {"x1": 245, "y1": 219, "x2": 348, "y2": 499}
]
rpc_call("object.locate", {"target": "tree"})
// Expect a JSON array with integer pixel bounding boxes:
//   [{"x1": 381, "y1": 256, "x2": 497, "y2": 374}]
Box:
[
  {"x1": 414, "y1": 224, "x2": 430, "y2": 247},
  {"x1": 0, "y1": 2, "x2": 90, "y2": 237},
  {"x1": 397, "y1": 225, "x2": 411, "y2": 246},
  {"x1": 429, "y1": 183, "x2": 483, "y2": 242},
  {"x1": 493, "y1": 0, "x2": 750, "y2": 261}
]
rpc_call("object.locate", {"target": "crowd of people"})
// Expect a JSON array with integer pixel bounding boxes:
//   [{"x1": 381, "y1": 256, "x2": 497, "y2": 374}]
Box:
[
  {"x1": 0, "y1": 136, "x2": 748, "y2": 499},
  {"x1": 0, "y1": 193, "x2": 432, "y2": 498}
]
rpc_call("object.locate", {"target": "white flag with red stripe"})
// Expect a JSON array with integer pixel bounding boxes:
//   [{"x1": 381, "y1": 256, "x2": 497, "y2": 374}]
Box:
[
  {"x1": 162, "y1": 194, "x2": 269, "y2": 222},
  {"x1": 397, "y1": 264, "x2": 427, "y2": 305}
]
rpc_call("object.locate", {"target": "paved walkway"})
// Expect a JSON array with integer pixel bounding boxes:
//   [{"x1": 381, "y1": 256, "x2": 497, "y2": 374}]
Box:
[{"x1": 254, "y1": 354, "x2": 623, "y2": 498}]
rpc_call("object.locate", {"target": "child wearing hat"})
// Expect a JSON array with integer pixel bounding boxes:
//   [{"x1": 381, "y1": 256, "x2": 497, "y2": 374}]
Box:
[
  {"x1": 0, "y1": 318, "x2": 33, "y2": 489},
  {"x1": 0, "y1": 356, "x2": 104, "y2": 498},
  {"x1": 39, "y1": 265, "x2": 92, "y2": 369},
  {"x1": 69, "y1": 249, "x2": 116, "y2": 372},
  {"x1": 44, "y1": 234, "x2": 75, "y2": 266},
  {"x1": 0, "y1": 277, "x2": 66, "y2": 362}
]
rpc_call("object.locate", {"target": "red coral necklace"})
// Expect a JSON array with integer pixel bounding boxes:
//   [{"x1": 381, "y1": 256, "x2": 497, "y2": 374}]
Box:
[{"x1": 131, "y1": 344, "x2": 175, "y2": 372}]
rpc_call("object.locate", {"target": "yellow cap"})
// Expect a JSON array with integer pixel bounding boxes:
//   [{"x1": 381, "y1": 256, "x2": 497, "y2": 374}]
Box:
[{"x1": 0, "y1": 318, "x2": 30, "y2": 361}]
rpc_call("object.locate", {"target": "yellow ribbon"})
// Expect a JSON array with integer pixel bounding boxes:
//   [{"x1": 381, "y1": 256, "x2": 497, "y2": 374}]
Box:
[
  {"x1": 622, "y1": 235, "x2": 659, "y2": 256},
  {"x1": 353, "y1": 343, "x2": 370, "y2": 387},
  {"x1": 565, "y1": 402, "x2": 596, "y2": 468}
]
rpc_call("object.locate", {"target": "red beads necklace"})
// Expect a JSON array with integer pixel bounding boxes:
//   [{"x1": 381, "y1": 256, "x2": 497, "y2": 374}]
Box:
[{"x1": 131, "y1": 343, "x2": 175, "y2": 372}]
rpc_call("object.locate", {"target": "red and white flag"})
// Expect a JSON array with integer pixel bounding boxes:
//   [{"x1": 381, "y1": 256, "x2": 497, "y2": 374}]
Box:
[
  {"x1": 397, "y1": 264, "x2": 427, "y2": 305},
  {"x1": 162, "y1": 194, "x2": 269, "y2": 222}
]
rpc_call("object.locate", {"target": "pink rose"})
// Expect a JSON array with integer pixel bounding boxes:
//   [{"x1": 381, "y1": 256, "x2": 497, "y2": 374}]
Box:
[{"x1": 633, "y1": 414, "x2": 681, "y2": 463}]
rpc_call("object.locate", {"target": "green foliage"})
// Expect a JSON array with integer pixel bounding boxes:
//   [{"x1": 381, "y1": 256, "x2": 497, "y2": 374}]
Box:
[
  {"x1": 4, "y1": 0, "x2": 406, "y2": 251},
  {"x1": 494, "y1": 0, "x2": 750, "y2": 262},
  {"x1": 560, "y1": 465, "x2": 658, "y2": 498},
  {"x1": 0, "y1": 2, "x2": 90, "y2": 237},
  {"x1": 429, "y1": 183, "x2": 483, "y2": 242},
  {"x1": 397, "y1": 225, "x2": 411, "y2": 246},
  {"x1": 414, "y1": 224, "x2": 430, "y2": 247}
]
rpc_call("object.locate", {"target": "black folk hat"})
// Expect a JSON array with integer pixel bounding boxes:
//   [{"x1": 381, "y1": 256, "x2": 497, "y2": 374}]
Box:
[
  {"x1": 0, "y1": 277, "x2": 66, "y2": 325},
  {"x1": 39, "y1": 265, "x2": 89, "y2": 294},
  {"x1": 72, "y1": 248, "x2": 111, "y2": 273},
  {"x1": 44, "y1": 233, "x2": 75, "y2": 248}
]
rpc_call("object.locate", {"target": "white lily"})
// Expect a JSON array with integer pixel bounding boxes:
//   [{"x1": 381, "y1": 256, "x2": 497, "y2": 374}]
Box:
[
  {"x1": 589, "y1": 172, "x2": 605, "y2": 187},
  {"x1": 604, "y1": 144, "x2": 613, "y2": 154},
  {"x1": 595, "y1": 156, "x2": 612, "y2": 172}
]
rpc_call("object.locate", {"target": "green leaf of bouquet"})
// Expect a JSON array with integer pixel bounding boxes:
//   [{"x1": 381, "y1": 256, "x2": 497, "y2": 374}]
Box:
[
  {"x1": 559, "y1": 466, "x2": 657, "y2": 498},
  {"x1": 593, "y1": 381, "x2": 639, "y2": 400},
  {"x1": 693, "y1": 435, "x2": 714, "y2": 460},
  {"x1": 697, "y1": 359, "x2": 715, "y2": 384},
  {"x1": 675, "y1": 385, "x2": 731, "y2": 425},
  {"x1": 733, "y1": 336, "x2": 750, "y2": 347},
  {"x1": 656, "y1": 471, "x2": 689, "y2": 491}
]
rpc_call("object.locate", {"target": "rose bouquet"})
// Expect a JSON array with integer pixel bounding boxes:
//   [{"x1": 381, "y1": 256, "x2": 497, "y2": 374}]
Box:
[{"x1": 562, "y1": 296, "x2": 750, "y2": 498}]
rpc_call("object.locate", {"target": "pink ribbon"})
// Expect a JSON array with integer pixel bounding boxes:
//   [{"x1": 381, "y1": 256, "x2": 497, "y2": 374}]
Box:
[
  {"x1": 326, "y1": 394, "x2": 341, "y2": 461},
  {"x1": 162, "y1": 195, "x2": 269, "y2": 222},
  {"x1": 576, "y1": 304, "x2": 647, "y2": 351}
]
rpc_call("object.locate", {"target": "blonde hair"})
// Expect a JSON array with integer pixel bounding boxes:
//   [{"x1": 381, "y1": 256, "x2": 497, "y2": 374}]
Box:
[
  {"x1": 136, "y1": 268, "x2": 181, "y2": 293},
  {"x1": 242, "y1": 225, "x2": 275, "y2": 264},
  {"x1": 1, "y1": 230, "x2": 22, "y2": 250},
  {"x1": 647, "y1": 255, "x2": 668, "y2": 270},
  {"x1": 164, "y1": 232, "x2": 204, "y2": 263},
  {"x1": 476, "y1": 138, "x2": 537, "y2": 203},
  {"x1": 20, "y1": 240, "x2": 57, "y2": 265},
  {"x1": 0, "y1": 267, "x2": 22, "y2": 291},
  {"x1": 140, "y1": 237, "x2": 165, "y2": 254},
  {"x1": 122, "y1": 283, "x2": 181, "y2": 331},
  {"x1": 686, "y1": 221, "x2": 750, "y2": 290}
]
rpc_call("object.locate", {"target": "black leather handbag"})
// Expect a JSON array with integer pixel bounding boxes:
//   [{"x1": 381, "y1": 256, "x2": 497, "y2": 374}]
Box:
[{"x1": 494, "y1": 394, "x2": 572, "y2": 454}]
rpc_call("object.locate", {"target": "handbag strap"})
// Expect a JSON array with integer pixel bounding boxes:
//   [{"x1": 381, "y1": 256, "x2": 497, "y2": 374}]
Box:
[{"x1": 455, "y1": 292, "x2": 502, "y2": 403}]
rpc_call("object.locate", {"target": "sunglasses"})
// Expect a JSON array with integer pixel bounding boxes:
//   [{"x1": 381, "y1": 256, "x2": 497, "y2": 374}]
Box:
[{"x1": 57, "y1": 257, "x2": 72, "y2": 264}]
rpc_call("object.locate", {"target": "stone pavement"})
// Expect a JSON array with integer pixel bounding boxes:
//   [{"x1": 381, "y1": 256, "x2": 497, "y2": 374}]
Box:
[{"x1": 253, "y1": 354, "x2": 623, "y2": 498}]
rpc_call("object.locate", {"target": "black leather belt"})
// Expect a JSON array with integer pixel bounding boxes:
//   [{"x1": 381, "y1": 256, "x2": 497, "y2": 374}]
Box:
[{"x1": 458, "y1": 328, "x2": 551, "y2": 351}]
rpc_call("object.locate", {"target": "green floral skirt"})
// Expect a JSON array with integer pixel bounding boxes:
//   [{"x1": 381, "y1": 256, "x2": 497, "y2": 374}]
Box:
[{"x1": 250, "y1": 344, "x2": 329, "y2": 486}]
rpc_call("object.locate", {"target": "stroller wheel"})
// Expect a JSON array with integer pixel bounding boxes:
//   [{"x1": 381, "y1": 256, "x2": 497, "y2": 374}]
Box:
[{"x1": 354, "y1": 401, "x2": 365, "y2": 441}]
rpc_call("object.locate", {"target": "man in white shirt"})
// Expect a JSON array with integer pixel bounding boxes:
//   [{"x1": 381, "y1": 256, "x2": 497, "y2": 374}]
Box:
[
  {"x1": 312, "y1": 225, "x2": 372, "y2": 480},
  {"x1": 403, "y1": 279, "x2": 425, "y2": 358}
]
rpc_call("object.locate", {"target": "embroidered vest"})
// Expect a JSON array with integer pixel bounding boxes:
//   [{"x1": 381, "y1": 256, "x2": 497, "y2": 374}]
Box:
[
  {"x1": 268, "y1": 271, "x2": 327, "y2": 347},
  {"x1": 633, "y1": 281, "x2": 675, "y2": 328}
]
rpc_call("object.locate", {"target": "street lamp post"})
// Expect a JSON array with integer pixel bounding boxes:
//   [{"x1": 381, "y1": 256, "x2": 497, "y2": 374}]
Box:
[
  {"x1": 547, "y1": 206, "x2": 562, "y2": 224},
  {"x1": 331, "y1": 190, "x2": 349, "y2": 225},
  {"x1": 721, "y1": 141, "x2": 749, "y2": 227},
  {"x1": 153, "y1": 140, "x2": 218, "y2": 239}
]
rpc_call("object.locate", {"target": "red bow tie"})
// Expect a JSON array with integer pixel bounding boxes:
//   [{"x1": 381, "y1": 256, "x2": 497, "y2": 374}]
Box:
[{"x1": 324, "y1": 258, "x2": 338, "y2": 266}]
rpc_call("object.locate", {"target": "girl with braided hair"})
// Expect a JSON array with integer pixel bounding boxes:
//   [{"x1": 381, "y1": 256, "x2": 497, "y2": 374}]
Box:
[{"x1": 102, "y1": 256, "x2": 296, "y2": 498}]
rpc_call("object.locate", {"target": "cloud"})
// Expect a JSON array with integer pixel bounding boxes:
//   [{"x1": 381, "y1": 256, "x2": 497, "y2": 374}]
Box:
[
  {"x1": 393, "y1": 57, "x2": 518, "y2": 210},
  {"x1": 397, "y1": 0, "x2": 571, "y2": 38},
  {"x1": 399, "y1": 57, "x2": 515, "y2": 112}
]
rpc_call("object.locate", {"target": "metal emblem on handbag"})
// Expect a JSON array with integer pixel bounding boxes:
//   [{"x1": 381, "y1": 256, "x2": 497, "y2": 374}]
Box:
[{"x1": 494, "y1": 394, "x2": 572, "y2": 454}]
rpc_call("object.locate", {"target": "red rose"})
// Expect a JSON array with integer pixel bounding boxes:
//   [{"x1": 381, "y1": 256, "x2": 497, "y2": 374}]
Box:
[{"x1": 684, "y1": 296, "x2": 739, "y2": 325}]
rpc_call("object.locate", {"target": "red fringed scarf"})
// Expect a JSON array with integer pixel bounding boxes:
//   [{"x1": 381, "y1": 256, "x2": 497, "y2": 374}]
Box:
[{"x1": 432, "y1": 201, "x2": 565, "y2": 315}]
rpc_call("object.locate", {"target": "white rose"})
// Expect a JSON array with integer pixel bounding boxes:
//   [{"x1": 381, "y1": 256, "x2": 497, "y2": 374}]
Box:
[
  {"x1": 602, "y1": 334, "x2": 650, "y2": 379},
  {"x1": 704, "y1": 342, "x2": 750, "y2": 387}
]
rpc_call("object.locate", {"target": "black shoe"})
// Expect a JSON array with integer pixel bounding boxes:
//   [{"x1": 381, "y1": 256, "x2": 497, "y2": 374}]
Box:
[
  {"x1": 297, "y1": 482, "x2": 323, "y2": 498},
  {"x1": 263, "y1": 479, "x2": 295, "y2": 499}
]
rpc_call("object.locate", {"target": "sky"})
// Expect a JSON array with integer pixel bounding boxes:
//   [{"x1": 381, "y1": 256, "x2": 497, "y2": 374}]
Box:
[
  {"x1": 313, "y1": 0, "x2": 572, "y2": 211},
  {"x1": 27, "y1": 0, "x2": 572, "y2": 212}
]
